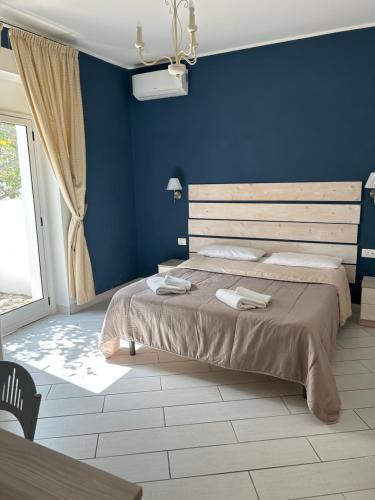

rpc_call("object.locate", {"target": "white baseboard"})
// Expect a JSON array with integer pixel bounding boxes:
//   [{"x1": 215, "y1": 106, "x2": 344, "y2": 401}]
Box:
[{"x1": 56, "y1": 278, "x2": 142, "y2": 315}]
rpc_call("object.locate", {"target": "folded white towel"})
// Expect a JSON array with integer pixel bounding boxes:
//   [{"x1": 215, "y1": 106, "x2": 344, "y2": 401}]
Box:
[
  {"x1": 235, "y1": 286, "x2": 271, "y2": 308},
  {"x1": 216, "y1": 289, "x2": 256, "y2": 310},
  {"x1": 147, "y1": 276, "x2": 187, "y2": 295},
  {"x1": 165, "y1": 274, "x2": 191, "y2": 291}
]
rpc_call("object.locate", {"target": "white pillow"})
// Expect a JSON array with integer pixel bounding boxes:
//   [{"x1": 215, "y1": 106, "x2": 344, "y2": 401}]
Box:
[
  {"x1": 198, "y1": 244, "x2": 265, "y2": 261},
  {"x1": 264, "y1": 252, "x2": 342, "y2": 269}
]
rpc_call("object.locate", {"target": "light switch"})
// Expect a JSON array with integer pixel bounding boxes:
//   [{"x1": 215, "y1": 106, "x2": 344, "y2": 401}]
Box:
[{"x1": 178, "y1": 238, "x2": 187, "y2": 246}]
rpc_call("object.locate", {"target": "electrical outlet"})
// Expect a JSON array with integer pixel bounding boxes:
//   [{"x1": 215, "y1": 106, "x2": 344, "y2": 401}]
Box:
[
  {"x1": 362, "y1": 249, "x2": 375, "y2": 258},
  {"x1": 178, "y1": 238, "x2": 187, "y2": 246}
]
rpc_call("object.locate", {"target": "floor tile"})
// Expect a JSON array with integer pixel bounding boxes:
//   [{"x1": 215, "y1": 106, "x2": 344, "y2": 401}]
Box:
[
  {"x1": 47, "y1": 376, "x2": 161, "y2": 399},
  {"x1": 251, "y1": 457, "x2": 375, "y2": 500},
  {"x1": 0, "y1": 411, "x2": 15, "y2": 422},
  {"x1": 300, "y1": 496, "x2": 344, "y2": 500},
  {"x1": 331, "y1": 361, "x2": 370, "y2": 375},
  {"x1": 31, "y1": 371, "x2": 70, "y2": 385},
  {"x1": 1, "y1": 407, "x2": 164, "y2": 439},
  {"x1": 283, "y1": 390, "x2": 375, "y2": 414},
  {"x1": 84, "y1": 452, "x2": 169, "y2": 483},
  {"x1": 218, "y1": 380, "x2": 301, "y2": 401},
  {"x1": 157, "y1": 351, "x2": 192, "y2": 363},
  {"x1": 161, "y1": 370, "x2": 266, "y2": 390},
  {"x1": 36, "y1": 385, "x2": 52, "y2": 400},
  {"x1": 169, "y1": 437, "x2": 319, "y2": 478},
  {"x1": 104, "y1": 386, "x2": 222, "y2": 412},
  {"x1": 120, "y1": 361, "x2": 212, "y2": 379},
  {"x1": 309, "y1": 430, "x2": 375, "y2": 461},
  {"x1": 3, "y1": 352, "x2": 50, "y2": 372},
  {"x1": 340, "y1": 390, "x2": 375, "y2": 410},
  {"x1": 337, "y1": 329, "x2": 371, "y2": 339},
  {"x1": 38, "y1": 396, "x2": 104, "y2": 418},
  {"x1": 0, "y1": 419, "x2": 23, "y2": 436},
  {"x1": 344, "y1": 490, "x2": 375, "y2": 499},
  {"x1": 335, "y1": 374, "x2": 375, "y2": 391},
  {"x1": 36, "y1": 434, "x2": 98, "y2": 459},
  {"x1": 141, "y1": 472, "x2": 258, "y2": 500},
  {"x1": 360, "y1": 359, "x2": 375, "y2": 372},
  {"x1": 356, "y1": 408, "x2": 375, "y2": 428},
  {"x1": 106, "y1": 352, "x2": 159, "y2": 365},
  {"x1": 338, "y1": 338, "x2": 375, "y2": 349},
  {"x1": 333, "y1": 348, "x2": 375, "y2": 362},
  {"x1": 341, "y1": 318, "x2": 360, "y2": 329},
  {"x1": 97, "y1": 421, "x2": 236, "y2": 457},
  {"x1": 282, "y1": 395, "x2": 309, "y2": 414},
  {"x1": 165, "y1": 397, "x2": 289, "y2": 426},
  {"x1": 232, "y1": 410, "x2": 367, "y2": 442}
]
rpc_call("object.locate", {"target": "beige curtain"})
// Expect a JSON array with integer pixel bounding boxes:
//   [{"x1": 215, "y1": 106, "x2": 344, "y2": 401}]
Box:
[{"x1": 9, "y1": 28, "x2": 95, "y2": 305}]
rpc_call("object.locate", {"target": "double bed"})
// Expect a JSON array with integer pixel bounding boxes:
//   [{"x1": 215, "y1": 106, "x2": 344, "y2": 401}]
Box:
[{"x1": 99, "y1": 181, "x2": 362, "y2": 424}]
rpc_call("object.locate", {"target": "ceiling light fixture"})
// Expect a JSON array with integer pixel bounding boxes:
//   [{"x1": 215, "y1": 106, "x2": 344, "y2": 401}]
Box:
[{"x1": 135, "y1": 0, "x2": 198, "y2": 78}]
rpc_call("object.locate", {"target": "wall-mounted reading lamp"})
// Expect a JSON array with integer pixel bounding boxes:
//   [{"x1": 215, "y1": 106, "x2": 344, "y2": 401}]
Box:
[
  {"x1": 365, "y1": 172, "x2": 375, "y2": 203},
  {"x1": 166, "y1": 177, "x2": 182, "y2": 201}
]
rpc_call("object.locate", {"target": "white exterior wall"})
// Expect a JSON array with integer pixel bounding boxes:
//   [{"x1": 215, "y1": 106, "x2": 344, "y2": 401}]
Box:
[{"x1": 0, "y1": 199, "x2": 32, "y2": 295}]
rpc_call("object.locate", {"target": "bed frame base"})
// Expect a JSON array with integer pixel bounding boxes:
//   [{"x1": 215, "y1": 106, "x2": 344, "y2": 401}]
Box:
[{"x1": 129, "y1": 341, "x2": 136, "y2": 356}]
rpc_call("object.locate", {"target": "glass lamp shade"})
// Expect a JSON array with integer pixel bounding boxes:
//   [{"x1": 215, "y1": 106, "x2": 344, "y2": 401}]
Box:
[
  {"x1": 166, "y1": 178, "x2": 182, "y2": 191},
  {"x1": 365, "y1": 172, "x2": 375, "y2": 189}
]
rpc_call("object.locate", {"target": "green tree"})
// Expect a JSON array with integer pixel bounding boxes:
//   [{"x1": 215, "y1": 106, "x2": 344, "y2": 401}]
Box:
[{"x1": 0, "y1": 122, "x2": 21, "y2": 200}]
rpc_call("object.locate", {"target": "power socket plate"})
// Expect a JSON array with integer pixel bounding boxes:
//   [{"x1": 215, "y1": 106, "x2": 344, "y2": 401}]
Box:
[
  {"x1": 178, "y1": 238, "x2": 187, "y2": 246},
  {"x1": 362, "y1": 249, "x2": 375, "y2": 258}
]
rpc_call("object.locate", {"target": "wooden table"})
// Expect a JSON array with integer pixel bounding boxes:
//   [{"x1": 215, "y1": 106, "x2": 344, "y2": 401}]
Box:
[{"x1": 0, "y1": 429, "x2": 142, "y2": 500}]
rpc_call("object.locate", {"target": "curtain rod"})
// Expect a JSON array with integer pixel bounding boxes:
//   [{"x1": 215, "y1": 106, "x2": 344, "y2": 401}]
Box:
[{"x1": 0, "y1": 18, "x2": 68, "y2": 47}]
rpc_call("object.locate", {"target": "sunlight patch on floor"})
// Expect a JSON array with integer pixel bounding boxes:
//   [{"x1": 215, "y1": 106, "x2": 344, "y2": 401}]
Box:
[{"x1": 3, "y1": 312, "x2": 145, "y2": 392}]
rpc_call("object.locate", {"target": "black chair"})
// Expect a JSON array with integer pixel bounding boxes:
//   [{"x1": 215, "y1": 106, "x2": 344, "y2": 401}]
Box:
[{"x1": 0, "y1": 361, "x2": 41, "y2": 440}]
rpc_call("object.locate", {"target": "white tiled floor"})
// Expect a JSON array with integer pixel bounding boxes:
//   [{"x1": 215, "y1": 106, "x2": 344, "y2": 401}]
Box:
[{"x1": 2, "y1": 303, "x2": 375, "y2": 499}]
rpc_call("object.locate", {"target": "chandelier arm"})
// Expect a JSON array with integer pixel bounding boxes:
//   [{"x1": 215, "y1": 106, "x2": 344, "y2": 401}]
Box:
[
  {"x1": 180, "y1": 53, "x2": 198, "y2": 66},
  {"x1": 178, "y1": 44, "x2": 194, "y2": 58},
  {"x1": 138, "y1": 48, "x2": 173, "y2": 66},
  {"x1": 178, "y1": 35, "x2": 198, "y2": 62}
]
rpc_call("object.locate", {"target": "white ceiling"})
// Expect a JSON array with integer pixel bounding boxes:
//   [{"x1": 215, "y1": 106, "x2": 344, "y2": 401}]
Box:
[{"x1": 1, "y1": 0, "x2": 375, "y2": 69}]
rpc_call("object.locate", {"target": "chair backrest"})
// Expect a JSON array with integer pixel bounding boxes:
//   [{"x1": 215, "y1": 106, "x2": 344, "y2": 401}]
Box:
[{"x1": 0, "y1": 361, "x2": 41, "y2": 440}]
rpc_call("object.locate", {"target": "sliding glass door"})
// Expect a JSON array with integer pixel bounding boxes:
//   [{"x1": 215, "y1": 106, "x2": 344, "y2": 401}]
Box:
[{"x1": 0, "y1": 113, "x2": 50, "y2": 335}]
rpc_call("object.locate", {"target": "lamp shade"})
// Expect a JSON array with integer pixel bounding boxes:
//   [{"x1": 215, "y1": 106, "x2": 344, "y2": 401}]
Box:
[
  {"x1": 166, "y1": 177, "x2": 182, "y2": 191},
  {"x1": 365, "y1": 172, "x2": 375, "y2": 189}
]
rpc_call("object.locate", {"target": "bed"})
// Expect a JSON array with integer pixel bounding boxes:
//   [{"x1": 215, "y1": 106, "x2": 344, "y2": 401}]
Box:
[{"x1": 99, "y1": 181, "x2": 362, "y2": 423}]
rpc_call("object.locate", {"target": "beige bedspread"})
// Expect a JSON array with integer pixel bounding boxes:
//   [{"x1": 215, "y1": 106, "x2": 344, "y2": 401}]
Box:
[{"x1": 99, "y1": 256, "x2": 352, "y2": 423}]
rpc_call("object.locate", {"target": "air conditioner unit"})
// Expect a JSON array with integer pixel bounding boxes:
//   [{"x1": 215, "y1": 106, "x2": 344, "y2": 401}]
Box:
[{"x1": 132, "y1": 69, "x2": 188, "y2": 101}]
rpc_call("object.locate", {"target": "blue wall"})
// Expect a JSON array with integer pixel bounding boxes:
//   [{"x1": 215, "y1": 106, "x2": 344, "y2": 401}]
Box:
[
  {"x1": 1, "y1": 26, "x2": 11, "y2": 49},
  {"x1": 79, "y1": 53, "x2": 137, "y2": 294},
  {"x1": 4, "y1": 24, "x2": 375, "y2": 301},
  {"x1": 130, "y1": 27, "x2": 375, "y2": 301}
]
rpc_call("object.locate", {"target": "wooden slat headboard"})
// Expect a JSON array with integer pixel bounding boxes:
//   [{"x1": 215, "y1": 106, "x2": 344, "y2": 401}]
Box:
[{"x1": 188, "y1": 181, "x2": 362, "y2": 284}]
